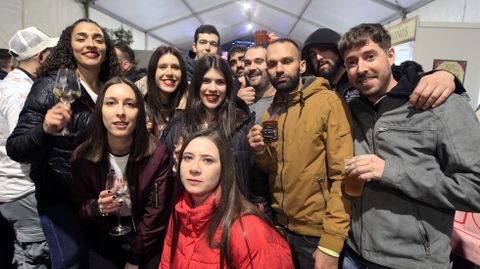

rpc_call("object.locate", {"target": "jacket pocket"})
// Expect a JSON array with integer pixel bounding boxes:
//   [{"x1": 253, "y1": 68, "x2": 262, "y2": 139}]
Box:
[
  {"x1": 377, "y1": 126, "x2": 425, "y2": 134},
  {"x1": 376, "y1": 125, "x2": 436, "y2": 155},
  {"x1": 316, "y1": 177, "x2": 329, "y2": 210},
  {"x1": 413, "y1": 205, "x2": 431, "y2": 256}
]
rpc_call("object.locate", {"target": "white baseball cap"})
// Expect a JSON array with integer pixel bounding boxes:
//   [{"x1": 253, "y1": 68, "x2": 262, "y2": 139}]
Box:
[{"x1": 9, "y1": 27, "x2": 59, "y2": 61}]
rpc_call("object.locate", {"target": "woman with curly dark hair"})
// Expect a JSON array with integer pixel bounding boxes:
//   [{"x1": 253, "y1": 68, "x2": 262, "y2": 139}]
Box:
[{"x1": 6, "y1": 18, "x2": 120, "y2": 268}]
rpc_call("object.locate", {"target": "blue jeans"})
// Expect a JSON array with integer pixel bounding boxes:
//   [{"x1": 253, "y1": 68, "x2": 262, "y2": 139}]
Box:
[
  {"x1": 285, "y1": 229, "x2": 319, "y2": 269},
  {"x1": 38, "y1": 202, "x2": 88, "y2": 269},
  {"x1": 342, "y1": 245, "x2": 392, "y2": 269}
]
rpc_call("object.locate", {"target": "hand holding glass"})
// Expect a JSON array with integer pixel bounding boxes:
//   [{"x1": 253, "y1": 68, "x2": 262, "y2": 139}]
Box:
[
  {"x1": 52, "y1": 68, "x2": 81, "y2": 135},
  {"x1": 344, "y1": 157, "x2": 365, "y2": 197},
  {"x1": 105, "y1": 169, "x2": 132, "y2": 236}
]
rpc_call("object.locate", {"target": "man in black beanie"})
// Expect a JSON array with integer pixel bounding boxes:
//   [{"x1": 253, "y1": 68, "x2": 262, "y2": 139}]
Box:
[
  {"x1": 302, "y1": 28, "x2": 344, "y2": 86},
  {"x1": 302, "y1": 28, "x2": 460, "y2": 109}
]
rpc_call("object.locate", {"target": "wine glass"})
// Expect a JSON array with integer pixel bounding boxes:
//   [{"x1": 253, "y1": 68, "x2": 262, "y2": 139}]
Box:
[
  {"x1": 52, "y1": 68, "x2": 81, "y2": 135},
  {"x1": 105, "y1": 169, "x2": 132, "y2": 236}
]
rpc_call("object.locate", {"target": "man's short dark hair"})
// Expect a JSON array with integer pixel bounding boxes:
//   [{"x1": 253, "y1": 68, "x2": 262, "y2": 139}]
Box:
[
  {"x1": 114, "y1": 43, "x2": 135, "y2": 65},
  {"x1": 268, "y1": 38, "x2": 301, "y2": 59},
  {"x1": 194, "y1": 24, "x2": 220, "y2": 44},
  {"x1": 248, "y1": 44, "x2": 268, "y2": 50},
  {"x1": 0, "y1": 48, "x2": 12, "y2": 69},
  {"x1": 227, "y1": 45, "x2": 247, "y2": 62},
  {"x1": 338, "y1": 23, "x2": 391, "y2": 59}
]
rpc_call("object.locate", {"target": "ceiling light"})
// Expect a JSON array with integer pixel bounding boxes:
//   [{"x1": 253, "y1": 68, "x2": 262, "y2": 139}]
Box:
[
  {"x1": 246, "y1": 23, "x2": 253, "y2": 30},
  {"x1": 243, "y1": 2, "x2": 251, "y2": 10}
]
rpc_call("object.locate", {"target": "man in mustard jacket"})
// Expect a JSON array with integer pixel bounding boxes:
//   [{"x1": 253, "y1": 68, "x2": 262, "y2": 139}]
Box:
[{"x1": 248, "y1": 38, "x2": 353, "y2": 269}]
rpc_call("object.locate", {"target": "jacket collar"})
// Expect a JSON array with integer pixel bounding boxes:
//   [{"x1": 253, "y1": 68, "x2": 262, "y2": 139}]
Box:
[
  {"x1": 355, "y1": 62, "x2": 421, "y2": 110},
  {"x1": 175, "y1": 191, "x2": 219, "y2": 236},
  {"x1": 273, "y1": 76, "x2": 331, "y2": 106}
]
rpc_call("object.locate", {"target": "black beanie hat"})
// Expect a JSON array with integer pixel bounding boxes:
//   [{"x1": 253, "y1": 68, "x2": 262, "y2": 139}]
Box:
[
  {"x1": 302, "y1": 28, "x2": 341, "y2": 58},
  {"x1": 302, "y1": 28, "x2": 341, "y2": 75}
]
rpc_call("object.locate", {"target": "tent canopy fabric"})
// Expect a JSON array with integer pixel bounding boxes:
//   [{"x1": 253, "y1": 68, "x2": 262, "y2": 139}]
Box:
[{"x1": 87, "y1": 0, "x2": 434, "y2": 50}]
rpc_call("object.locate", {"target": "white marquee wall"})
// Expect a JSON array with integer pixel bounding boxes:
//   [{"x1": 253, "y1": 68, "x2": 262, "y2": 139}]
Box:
[{"x1": 0, "y1": 0, "x2": 165, "y2": 50}]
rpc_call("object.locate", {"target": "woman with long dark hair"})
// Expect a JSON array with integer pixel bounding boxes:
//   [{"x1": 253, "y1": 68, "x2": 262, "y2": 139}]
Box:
[
  {"x1": 71, "y1": 77, "x2": 170, "y2": 269},
  {"x1": 163, "y1": 54, "x2": 254, "y2": 197},
  {"x1": 144, "y1": 46, "x2": 188, "y2": 137},
  {"x1": 6, "y1": 18, "x2": 120, "y2": 268},
  {"x1": 160, "y1": 129, "x2": 293, "y2": 268}
]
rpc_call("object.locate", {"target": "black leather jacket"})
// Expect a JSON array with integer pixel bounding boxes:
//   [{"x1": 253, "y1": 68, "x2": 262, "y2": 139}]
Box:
[{"x1": 6, "y1": 70, "x2": 95, "y2": 204}]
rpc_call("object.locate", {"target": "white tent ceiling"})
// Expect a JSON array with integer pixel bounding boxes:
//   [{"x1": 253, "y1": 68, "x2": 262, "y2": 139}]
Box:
[{"x1": 88, "y1": 0, "x2": 434, "y2": 50}]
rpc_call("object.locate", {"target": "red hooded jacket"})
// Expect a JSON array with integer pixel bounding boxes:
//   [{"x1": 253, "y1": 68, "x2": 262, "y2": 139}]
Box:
[{"x1": 160, "y1": 192, "x2": 293, "y2": 268}]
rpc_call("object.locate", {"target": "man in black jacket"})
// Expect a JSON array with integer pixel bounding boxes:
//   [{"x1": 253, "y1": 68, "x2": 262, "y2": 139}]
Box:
[
  {"x1": 114, "y1": 43, "x2": 145, "y2": 82},
  {"x1": 183, "y1": 24, "x2": 220, "y2": 82},
  {"x1": 302, "y1": 28, "x2": 458, "y2": 109}
]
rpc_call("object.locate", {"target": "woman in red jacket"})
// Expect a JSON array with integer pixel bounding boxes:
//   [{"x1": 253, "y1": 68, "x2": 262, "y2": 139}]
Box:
[
  {"x1": 160, "y1": 129, "x2": 293, "y2": 268},
  {"x1": 71, "y1": 77, "x2": 171, "y2": 269}
]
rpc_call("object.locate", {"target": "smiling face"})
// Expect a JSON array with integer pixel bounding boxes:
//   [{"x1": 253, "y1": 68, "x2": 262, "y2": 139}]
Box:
[
  {"x1": 102, "y1": 83, "x2": 138, "y2": 144},
  {"x1": 180, "y1": 136, "x2": 221, "y2": 206},
  {"x1": 266, "y1": 41, "x2": 306, "y2": 93},
  {"x1": 155, "y1": 53, "x2": 182, "y2": 96},
  {"x1": 71, "y1": 21, "x2": 106, "y2": 72},
  {"x1": 199, "y1": 68, "x2": 227, "y2": 114},
  {"x1": 244, "y1": 47, "x2": 270, "y2": 91},
  {"x1": 343, "y1": 38, "x2": 396, "y2": 103}
]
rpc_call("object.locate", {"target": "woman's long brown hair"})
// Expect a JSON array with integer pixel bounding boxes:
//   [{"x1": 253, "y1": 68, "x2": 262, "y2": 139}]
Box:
[{"x1": 169, "y1": 129, "x2": 279, "y2": 268}]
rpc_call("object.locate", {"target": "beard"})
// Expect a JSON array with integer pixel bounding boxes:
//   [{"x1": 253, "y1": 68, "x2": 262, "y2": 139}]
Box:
[
  {"x1": 235, "y1": 68, "x2": 244, "y2": 78},
  {"x1": 312, "y1": 59, "x2": 342, "y2": 82},
  {"x1": 270, "y1": 72, "x2": 301, "y2": 93},
  {"x1": 247, "y1": 69, "x2": 270, "y2": 90}
]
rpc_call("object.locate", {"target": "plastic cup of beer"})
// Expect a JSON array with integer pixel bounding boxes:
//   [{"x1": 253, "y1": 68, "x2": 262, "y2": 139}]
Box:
[{"x1": 344, "y1": 156, "x2": 365, "y2": 197}]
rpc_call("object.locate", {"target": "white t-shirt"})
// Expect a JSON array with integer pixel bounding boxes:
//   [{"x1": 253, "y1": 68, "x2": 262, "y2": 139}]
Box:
[
  {"x1": 80, "y1": 79, "x2": 98, "y2": 103},
  {"x1": 0, "y1": 69, "x2": 35, "y2": 202}
]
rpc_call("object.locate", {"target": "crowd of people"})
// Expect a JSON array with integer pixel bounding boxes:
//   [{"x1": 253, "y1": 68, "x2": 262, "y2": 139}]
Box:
[{"x1": 1, "y1": 16, "x2": 480, "y2": 269}]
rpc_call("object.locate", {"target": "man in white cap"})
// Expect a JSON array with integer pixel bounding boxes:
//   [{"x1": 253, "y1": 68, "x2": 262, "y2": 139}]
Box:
[{"x1": 0, "y1": 26, "x2": 58, "y2": 268}]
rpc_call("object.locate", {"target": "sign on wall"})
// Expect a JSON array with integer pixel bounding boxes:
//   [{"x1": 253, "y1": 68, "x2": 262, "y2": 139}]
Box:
[
  {"x1": 433, "y1": 59, "x2": 467, "y2": 83},
  {"x1": 388, "y1": 16, "x2": 418, "y2": 46}
]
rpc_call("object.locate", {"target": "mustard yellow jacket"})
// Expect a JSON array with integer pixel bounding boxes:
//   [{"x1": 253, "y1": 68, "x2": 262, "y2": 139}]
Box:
[{"x1": 256, "y1": 76, "x2": 353, "y2": 253}]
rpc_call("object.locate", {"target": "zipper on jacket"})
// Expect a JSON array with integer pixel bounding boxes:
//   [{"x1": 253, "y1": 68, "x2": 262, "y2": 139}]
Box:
[
  {"x1": 371, "y1": 112, "x2": 378, "y2": 154},
  {"x1": 316, "y1": 178, "x2": 328, "y2": 209},
  {"x1": 417, "y1": 221, "x2": 431, "y2": 256},
  {"x1": 378, "y1": 126, "x2": 424, "y2": 134},
  {"x1": 154, "y1": 182, "x2": 159, "y2": 208},
  {"x1": 280, "y1": 101, "x2": 289, "y2": 228},
  {"x1": 131, "y1": 215, "x2": 137, "y2": 232},
  {"x1": 361, "y1": 109, "x2": 377, "y2": 253},
  {"x1": 414, "y1": 207, "x2": 431, "y2": 256}
]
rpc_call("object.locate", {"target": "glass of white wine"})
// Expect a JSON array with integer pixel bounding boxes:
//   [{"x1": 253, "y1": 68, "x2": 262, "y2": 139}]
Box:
[
  {"x1": 105, "y1": 169, "x2": 132, "y2": 237},
  {"x1": 52, "y1": 68, "x2": 81, "y2": 136}
]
